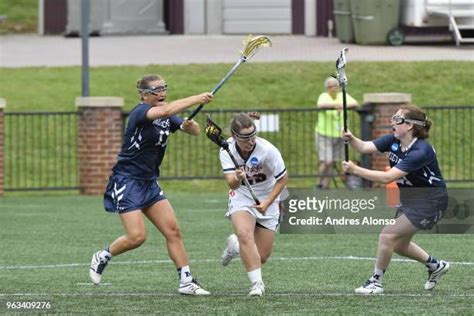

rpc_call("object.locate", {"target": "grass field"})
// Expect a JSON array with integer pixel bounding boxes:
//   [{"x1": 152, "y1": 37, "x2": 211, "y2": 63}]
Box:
[
  {"x1": 0, "y1": 0, "x2": 37, "y2": 34},
  {"x1": 1, "y1": 61, "x2": 473, "y2": 112},
  {"x1": 0, "y1": 193, "x2": 473, "y2": 314}
]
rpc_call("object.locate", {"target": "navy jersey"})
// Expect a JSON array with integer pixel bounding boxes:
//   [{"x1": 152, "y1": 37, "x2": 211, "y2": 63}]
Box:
[
  {"x1": 112, "y1": 103, "x2": 183, "y2": 180},
  {"x1": 372, "y1": 134, "x2": 445, "y2": 188}
]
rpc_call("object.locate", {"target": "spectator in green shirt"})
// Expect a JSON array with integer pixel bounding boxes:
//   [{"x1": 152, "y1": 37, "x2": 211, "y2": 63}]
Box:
[{"x1": 315, "y1": 77, "x2": 358, "y2": 189}]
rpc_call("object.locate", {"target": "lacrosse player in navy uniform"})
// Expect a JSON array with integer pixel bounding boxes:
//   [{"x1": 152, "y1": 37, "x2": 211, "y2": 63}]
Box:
[
  {"x1": 218, "y1": 112, "x2": 288, "y2": 297},
  {"x1": 89, "y1": 74, "x2": 213, "y2": 295},
  {"x1": 342, "y1": 105, "x2": 449, "y2": 294}
]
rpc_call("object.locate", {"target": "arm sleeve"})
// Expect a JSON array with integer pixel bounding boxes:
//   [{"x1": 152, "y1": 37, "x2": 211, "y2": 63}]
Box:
[
  {"x1": 268, "y1": 145, "x2": 287, "y2": 180},
  {"x1": 220, "y1": 147, "x2": 236, "y2": 173},
  {"x1": 129, "y1": 103, "x2": 152, "y2": 126},
  {"x1": 316, "y1": 93, "x2": 330, "y2": 106},
  {"x1": 372, "y1": 134, "x2": 395, "y2": 153},
  {"x1": 169, "y1": 115, "x2": 184, "y2": 133},
  {"x1": 345, "y1": 93, "x2": 358, "y2": 105},
  {"x1": 395, "y1": 148, "x2": 430, "y2": 173}
]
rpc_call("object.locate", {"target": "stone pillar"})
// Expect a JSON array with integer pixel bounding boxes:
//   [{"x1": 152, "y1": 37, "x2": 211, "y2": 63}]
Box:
[
  {"x1": 363, "y1": 93, "x2": 412, "y2": 174},
  {"x1": 0, "y1": 99, "x2": 5, "y2": 197},
  {"x1": 76, "y1": 97, "x2": 123, "y2": 195}
]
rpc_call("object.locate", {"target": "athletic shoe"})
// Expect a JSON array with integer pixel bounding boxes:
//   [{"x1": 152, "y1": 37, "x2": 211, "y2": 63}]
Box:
[
  {"x1": 179, "y1": 279, "x2": 211, "y2": 296},
  {"x1": 89, "y1": 251, "x2": 110, "y2": 285},
  {"x1": 221, "y1": 234, "x2": 239, "y2": 266},
  {"x1": 248, "y1": 281, "x2": 265, "y2": 297},
  {"x1": 354, "y1": 279, "x2": 384, "y2": 294},
  {"x1": 424, "y1": 260, "x2": 450, "y2": 290}
]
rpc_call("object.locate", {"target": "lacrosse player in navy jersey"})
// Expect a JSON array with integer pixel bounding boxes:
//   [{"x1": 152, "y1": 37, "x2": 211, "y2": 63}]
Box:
[
  {"x1": 218, "y1": 112, "x2": 288, "y2": 297},
  {"x1": 342, "y1": 105, "x2": 449, "y2": 294},
  {"x1": 89, "y1": 74, "x2": 213, "y2": 295}
]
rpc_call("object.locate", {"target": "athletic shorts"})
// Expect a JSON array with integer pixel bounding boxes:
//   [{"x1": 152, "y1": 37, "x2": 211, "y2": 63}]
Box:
[
  {"x1": 395, "y1": 193, "x2": 448, "y2": 230},
  {"x1": 315, "y1": 133, "x2": 343, "y2": 162},
  {"x1": 103, "y1": 173, "x2": 166, "y2": 214},
  {"x1": 226, "y1": 190, "x2": 280, "y2": 231}
]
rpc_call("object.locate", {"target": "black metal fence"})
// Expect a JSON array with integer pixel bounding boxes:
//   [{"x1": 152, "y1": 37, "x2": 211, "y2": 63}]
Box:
[
  {"x1": 422, "y1": 106, "x2": 474, "y2": 183},
  {"x1": 3, "y1": 112, "x2": 79, "y2": 191},
  {"x1": 154, "y1": 108, "x2": 362, "y2": 179},
  {"x1": 3, "y1": 106, "x2": 473, "y2": 191}
]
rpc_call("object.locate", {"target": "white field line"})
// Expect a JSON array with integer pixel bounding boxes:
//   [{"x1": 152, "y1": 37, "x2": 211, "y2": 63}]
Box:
[
  {"x1": 0, "y1": 292, "x2": 473, "y2": 298},
  {"x1": 0, "y1": 255, "x2": 473, "y2": 271}
]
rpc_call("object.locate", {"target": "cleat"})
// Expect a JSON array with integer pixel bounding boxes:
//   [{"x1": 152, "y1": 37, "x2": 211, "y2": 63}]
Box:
[
  {"x1": 354, "y1": 279, "x2": 384, "y2": 294},
  {"x1": 248, "y1": 281, "x2": 265, "y2": 297},
  {"x1": 179, "y1": 279, "x2": 211, "y2": 296},
  {"x1": 221, "y1": 234, "x2": 240, "y2": 266},
  {"x1": 89, "y1": 251, "x2": 110, "y2": 285},
  {"x1": 425, "y1": 260, "x2": 450, "y2": 290}
]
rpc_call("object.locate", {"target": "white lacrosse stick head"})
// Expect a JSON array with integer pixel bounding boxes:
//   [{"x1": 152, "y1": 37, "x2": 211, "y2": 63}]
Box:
[{"x1": 336, "y1": 47, "x2": 349, "y2": 87}]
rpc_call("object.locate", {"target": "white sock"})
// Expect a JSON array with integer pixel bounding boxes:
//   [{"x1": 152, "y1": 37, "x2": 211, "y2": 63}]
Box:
[
  {"x1": 178, "y1": 265, "x2": 193, "y2": 284},
  {"x1": 99, "y1": 248, "x2": 112, "y2": 262},
  {"x1": 426, "y1": 256, "x2": 439, "y2": 271},
  {"x1": 247, "y1": 268, "x2": 262, "y2": 285},
  {"x1": 370, "y1": 268, "x2": 385, "y2": 283}
]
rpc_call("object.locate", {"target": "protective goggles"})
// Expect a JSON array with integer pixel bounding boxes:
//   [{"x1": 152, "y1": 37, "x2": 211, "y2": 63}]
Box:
[
  {"x1": 232, "y1": 127, "x2": 257, "y2": 140},
  {"x1": 391, "y1": 115, "x2": 426, "y2": 126},
  {"x1": 140, "y1": 84, "x2": 168, "y2": 95}
]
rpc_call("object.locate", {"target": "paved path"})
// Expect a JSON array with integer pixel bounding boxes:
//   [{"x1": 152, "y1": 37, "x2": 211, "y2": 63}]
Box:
[{"x1": 0, "y1": 34, "x2": 473, "y2": 67}]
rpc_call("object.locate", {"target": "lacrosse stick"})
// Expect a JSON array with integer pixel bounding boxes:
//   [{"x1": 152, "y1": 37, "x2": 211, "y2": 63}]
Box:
[
  {"x1": 205, "y1": 115, "x2": 260, "y2": 205},
  {"x1": 187, "y1": 35, "x2": 272, "y2": 120},
  {"x1": 332, "y1": 47, "x2": 349, "y2": 162}
]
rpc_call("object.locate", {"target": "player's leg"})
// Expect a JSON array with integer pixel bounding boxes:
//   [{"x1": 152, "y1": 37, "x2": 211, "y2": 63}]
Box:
[
  {"x1": 90, "y1": 210, "x2": 146, "y2": 284},
  {"x1": 221, "y1": 233, "x2": 240, "y2": 266},
  {"x1": 143, "y1": 199, "x2": 209, "y2": 295},
  {"x1": 392, "y1": 218, "x2": 449, "y2": 290},
  {"x1": 231, "y1": 211, "x2": 265, "y2": 296},
  {"x1": 231, "y1": 211, "x2": 260, "y2": 270},
  {"x1": 222, "y1": 217, "x2": 277, "y2": 267},
  {"x1": 355, "y1": 214, "x2": 417, "y2": 294},
  {"x1": 143, "y1": 200, "x2": 187, "y2": 266},
  {"x1": 393, "y1": 236, "x2": 427, "y2": 262},
  {"x1": 112, "y1": 210, "x2": 148, "y2": 253},
  {"x1": 254, "y1": 225, "x2": 275, "y2": 264}
]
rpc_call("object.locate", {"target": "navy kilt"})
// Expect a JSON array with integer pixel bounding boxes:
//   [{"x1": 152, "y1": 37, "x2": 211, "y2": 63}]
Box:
[
  {"x1": 395, "y1": 188, "x2": 448, "y2": 230},
  {"x1": 103, "y1": 173, "x2": 166, "y2": 214}
]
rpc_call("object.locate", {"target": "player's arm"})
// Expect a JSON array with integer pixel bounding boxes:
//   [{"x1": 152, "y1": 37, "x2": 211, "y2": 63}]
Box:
[
  {"x1": 146, "y1": 93, "x2": 213, "y2": 120},
  {"x1": 342, "y1": 130, "x2": 377, "y2": 154},
  {"x1": 223, "y1": 168, "x2": 246, "y2": 190},
  {"x1": 342, "y1": 162, "x2": 407, "y2": 184},
  {"x1": 180, "y1": 118, "x2": 200, "y2": 136},
  {"x1": 253, "y1": 173, "x2": 288, "y2": 214}
]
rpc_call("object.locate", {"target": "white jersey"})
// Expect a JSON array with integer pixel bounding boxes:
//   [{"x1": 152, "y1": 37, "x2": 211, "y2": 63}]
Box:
[{"x1": 219, "y1": 137, "x2": 286, "y2": 201}]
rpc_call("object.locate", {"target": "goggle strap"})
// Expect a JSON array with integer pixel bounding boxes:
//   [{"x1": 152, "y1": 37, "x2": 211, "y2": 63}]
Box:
[
  {"x1": 232, "y1": 128, "x2": 257, "y2": 140},
  {"x1": 404, "y1": 119, "x2": 426, "y2": 126}
]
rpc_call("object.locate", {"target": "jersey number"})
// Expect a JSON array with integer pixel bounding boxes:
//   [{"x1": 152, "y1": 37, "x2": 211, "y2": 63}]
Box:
[
  {"x1": 156, "y1": 130, "x2": 170, "y2": 147},
  {"x1": 245, "y1": 173, "x2": 267, "y2": 185}
]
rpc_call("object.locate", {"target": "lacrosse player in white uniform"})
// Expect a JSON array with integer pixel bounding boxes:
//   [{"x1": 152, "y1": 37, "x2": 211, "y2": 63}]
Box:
[{"x1": 219, "y1": 112, "x2": 288, "y2": 297}]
